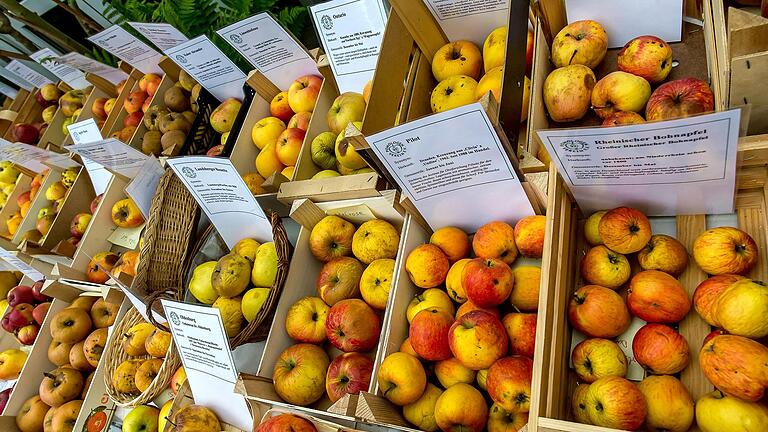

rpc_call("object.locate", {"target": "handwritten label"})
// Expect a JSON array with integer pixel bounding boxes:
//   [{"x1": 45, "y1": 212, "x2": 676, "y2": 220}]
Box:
[
  {"x1": 164, "y1": 36, "x2": 246, "y2": 101},
  {"x1": 4, "y1": 60, "x2": 53, "y2": 88},
  {"x1": 128, "y1": 22, "x2": 189, "y2": 51},
  {"x1": 107, "y1": 224, "x2": 144, "y2": 249},
  {"x1": 88, "y1": 25, "x2": 164, "y2": 74},
  {"x1": 57, "y1": 52, "x2": 128, "y2": 85},
  {"x1": 125, "y1": 156, "x2": 164, "y2": 218},
  {"x1": 66, "y1": 138, "x2": 148, "y2": 178},
  {"x1": 326, "y1": 204, "x2": 376, "y2": 225}
]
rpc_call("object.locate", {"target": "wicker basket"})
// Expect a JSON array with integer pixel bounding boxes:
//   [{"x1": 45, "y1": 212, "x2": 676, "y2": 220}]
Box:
[
  {"x1": 102, "y1": 307, "x2": 181, "y2": 406},
  {"x1": 183, "y1": 211, "x2": 292, "y2": 348}
]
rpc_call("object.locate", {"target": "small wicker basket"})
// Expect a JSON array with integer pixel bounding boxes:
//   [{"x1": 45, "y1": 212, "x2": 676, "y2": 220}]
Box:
[{"x1": 102, "y1": 307, "x2": 182, "y2": 406}]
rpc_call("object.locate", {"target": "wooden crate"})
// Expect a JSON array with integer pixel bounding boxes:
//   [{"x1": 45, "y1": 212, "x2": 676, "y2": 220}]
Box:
[
  {"x1": 163, "y1": 380, "x2": 259, "y2": 432},
  {"x1": 527, "y1": 136, "x2": 768, "y2": 432},
  {"x1": 100, "y1": 68, "x2": 142, "y2": 139},
  {"x1": 527, "y1": 0, "x2": 724, "y2": 169},
  {"x1": 10, "y1": 169, "x2": 58, "y2": 245},
  {"x1": 2, "y1": 90, "x2": 44, "y2": 142},
  {"x1": 238, "y1": 193, "x2": 404, "y2": 422},
  {"x1": 0, "y1": 172, "x2": 32, "y2": 241}
]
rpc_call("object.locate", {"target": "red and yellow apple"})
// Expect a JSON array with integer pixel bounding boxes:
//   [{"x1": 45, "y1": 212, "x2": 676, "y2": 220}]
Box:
[
  {"x1": 571, "y1": 338, "x2": 627, "y2": 383},
  {"x1": 270, "y1": 91, "x2": 293, "y2": 122},
  {"x1": 700, "y1": 335, "x2": 768, "y2": 402},
  {"x1": 584, "y1": 376, "x2": 647, "y2": 429},
  {"x1": 273, "y1": 343, "x2": 330, "y2": 406},
  {"x1": 462, "y1": 258, "x2": 514, "y2": 307},
  {"x1": 598, "y1": 206, "x2": 652, "y2": 254},
  {"x1": 377, "y1": 352, "x2": 426, "y2": 406},
  {"x1": 434, "y1": 383, "x2": 488, "y2": 432},
  {"x1": 448, "y1": 310, "x2": 508, "y2": 370},
  {"x1": 568, "y1": 285, "x2": 631, "y2": 338},
  {"x1": 617, "y1": 35, "x2": 674, "y2": 83},
  {"x1": 325, "y1": 352, "x2": 373, "y2": 403},
  {"x1": 287, "y1": 75, "x2": 322, "y2": 113},
  {"x1": 472, "y1": 221, "x2": 518, "y2": 265},
  {"x1": 637, "y1": 375, "x2": 694, "y2": 432},
  {"x1": 487, "y1": 355, "x2": 533, "y2": 413},
  {"x1": 592, "y1": 71, "x2": 652, "y2": 119},
  {"x1": 502, "y1": 313, "x2": 536, "y2": 358},
  {"x1": 325, "y1": 299, "x2": 380, "y2": 353},
  {"x1": 580, "y1": 245, "x2": 631, "y2": 289},
  {"x1": 628, "y1": 270, "x2": 691, "y2": 323},
  {"x1": 409, "y1": 308, "x2": 453, "y2": 361},
  {"x1": 646, "y1": 77, "x2": 715, "y2": 121},
  {"x1": 405, "y1": 244, "x2": 450, "y2": 289},
  {"x1": 633, "y1": 323, "x2": 690, "y2": 374},
  {"x1": 692, "y1": 226, "x2": 758, "y2": 275}
]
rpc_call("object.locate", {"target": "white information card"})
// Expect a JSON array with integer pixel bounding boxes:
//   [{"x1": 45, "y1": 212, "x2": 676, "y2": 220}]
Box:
[
  {"x1": 166, "y1": 157, "x2": 272, "y2": 247},
  {"x1": 5, "y1": 60, "x2": 53, "y2": 88},
  {"x1": 57, "y1": 52, "x2": 128, "y2": 85},
  {"x1": 164, "y1": 36, "x2": 247, "y2": 101},
  {"x1": 66, "y1": 119, "x2": 113, "y2": 196},
  {"x1": 0, "y1": 68, "x2": 33, "y2": 91},
  {"x1": 125, "y1": 156, "x2": 164, "y2": 219},
  {"x1": 536, "y1": 110, "x2": 740, "y2": 216},
  {"x1": 218, "y1": 13, "x2": 319, "y2": 90},
  {"x1": 30, "y1": 48, "x2": 89, "y2": 89},
  {"x1": 66, "y1": 138, "x2": 148, "y2": 178},
  {"x1": 161, "y1": 300, "x2": 253, "y2": 431},
  {"x1": 128, "y1": 22, "x2": 189, "y2": 51},
  {"x1": 368, "y1": 103, "x2": 535, "y2": 232},
  {"x1": 88, "y1": 25, "x2": 164, "y2": 75},
  {"x1": 0, "y1": 82, "x2": 17, "y2": 99},
  {"x1": 0, "y1": 248, "x2": 44, "y2": 281},
  {"x1": 310, "y1": 0, "x2": 386, "y2": 93},
  {"x1": 0, "y1": 140, "x2": 80, "y2": 172},
  {"x1": 424, "y1": 0, "x2": 511, "y2": 47}
]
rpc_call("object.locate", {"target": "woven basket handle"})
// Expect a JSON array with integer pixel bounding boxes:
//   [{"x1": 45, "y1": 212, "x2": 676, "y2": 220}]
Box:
[{"x1": 144, "y1": 288, "x2": 177, "y2": 332}]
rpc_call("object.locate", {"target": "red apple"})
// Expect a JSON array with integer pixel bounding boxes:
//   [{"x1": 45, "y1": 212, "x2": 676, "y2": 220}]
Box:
[
  {"x1": 409, "y1": 308, "x2": 453, "y2": 361},
  {"x1": 206, "y1": 145, "x2": 224, "y2": 157},
  {"x1": 584, "y1": 376, "x2": 647, "y2": 429},
  {"x1": 287, "y1": 75, "x2": 323, "y2": 113},
  {"x1": 627, "y1": 270, "x2": 690, "y2": 323},
  {"x1": 316, "y1": 257, "x2": 363, "y2": 306},
  {"x1": 462, "y1": 258, "x2": 514, "y2": 307},
  {"x1": 90, "y1": 194, "x2": 103, "y2": 214},
  {"x1": 449, "y1": 310, "x2": 508, "y2": 370},
  {"x1": 325, "y1": 299, "x2": 381, "y2": 353},
  {"x1": 486, "y1": 355, "x2": 533, "y2": 413},
  {"x1": 13, "y1": 124, "x2": 39, "y2": 145},
  {"x1": 31, "y1": 281, "x2": 50, "y2": 303},
  {"x1": 70, "y1": 213, "x2": 92, "y2": 238},
  {"x1": 568, "y1": 285, "x2": 631, "y2": 338},
  {"x1": 7, "y1": 285, "x2": 35, "y2": 307},
  {"x1": 1, "y1": 315, "x2": 14, "y2": 333},
  {"x1": 270, "y1": 91, "x2": 294, "y2": 122},
  {"x1": 275, "y1": 127, "x2": 305, "y2": 167},
  {"x1": 123, "y1": 111, "x2": 144, "y2": 128},
  {"x1": 16, "y1": 191, "x2": 30, "y2": 208},
  {"x1": 632, "y1": 323, "x2": 690, "y2": 374},
  {"x1": 91, "y1": 98, "x2": 108, "y2": 120},
  {"x1": 646, "y1": 78, "x2": 715, "y2": 121},
  {"x1": 257, "y1": 414, "x2": 317, "y2": 432},
  {"x1": 7, "y1": 303, "x2": 33, "y2": 328},
  {"x1": 32, "y1": 302, "x2": 49, "y2": 326},
  {"x1": 288, "y1": 111, "x2": 311, "y2": 132},
  {"x1": 502, "y1": 313, "x2": 536, "y2": 358},
  {"x1": 617, "y1": 35, "x2": 673, "y2": 84},
  {"x1": 0, "y1": 387, "x2": 11, "y2": 413},
  {"x1": 325, "y1": 352, "x2": 373, "y2": 403}
]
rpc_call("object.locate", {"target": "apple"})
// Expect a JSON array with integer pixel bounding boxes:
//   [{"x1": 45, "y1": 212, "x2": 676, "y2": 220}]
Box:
[
  {"x1": 509, "y1": 266, "x2": 541, "y2": 312},
  {"x1": 598, "y1": 206, "x2": 652, "y2": 254},
  {"x1": 693, "y1": 226, "x2": 758, "y2": 275},
  {"x1": 430, "y1": 226, "x2": 470, "y2": 264},
  {"x1": 700, "y1": 335, "x2": 768, "y2": 402},
  {"x1": 579, "y1": 245, "x2": 630, "y2": 289},
  {"x1": 483, "y1": 27, "x2": 509, "y2": 72},
  {"x1": 1, "y1": 315, "x2": 13, "y2": 333},
  {"x1": 170, "y1": 366, "x2": 186, "y2": 395},
  {"x1": 473, "y1": 221, "x2": 518, "y2": 264},
  {"x1": 124, "y1": 91, "x2": 148, "y2": 114},
  {"x1": 487, "y1": 355, "x2": 533, "y2": 413},
  {"x1": 251, "y1": 116, "x2": 286, "y2": 150},
  {"x1": 551, "y1": 20, "x2": 608, "y2": 68},
  {"x1": 288, "y1": 111, "x2": 311, "y2": 131},
  {"x1": 633, "y1": 323, "x2": 690, "y2": 374},
  {"x1": 111, "y1": 198, "x2": 144, "y2": 228},
  {"x1": 445, "y1": 259, "x2": 470, "y2": 303},
  {"x1": 16, "y1": 324, "x2": 38, "y2": 345},
  {"x1": 502, "y1": 313, "x2": 536, "y2": 358},
  {"x1": 8, "y1": 285, "x2": 35, "y2": 307},
  {"x1": 0, "y1": 348, "x2": 27, "y2": 379},
  {"x1": 377, "y1": 352, "x2": 427, "y2": 405},
  {"x1": 434, "y1": 383, "x2": 488, "y2": 432},
  {"x1": 104, "y1": 98, "x2": 116, "y2": 116},
  {"x1": 90, "y1": 194, "x2": 102, "y2": 213},
  {"x1": 402, "y1": 383, "x2": 442, "y2": 431},
  {"x1": 487, "y1": 403, "x2": 528, "y2": 432},
  {"x1": 325, "y1": 352, "x2": 373, "y2": 403},
  {"x1": 694, "y1": 274, "x2": 745, "y2": 326},
  {"x1": 16, "y1": 395, "x2": 50, "y2": 432},
  {"x1": 715, "y1": 279, "x2": 768, "y2": 338},
  {"x1": 70, "y1": 213, "x2": 92, "y2": 238},
  {"x1": 571, "y1": 338, "x2": 627, "y2": 383},
  {"x1": 288, "y1": 75, "x2": 323, "y2": 113},
  {"x1": 543, "y1": 65, "x2": 596, "y2": 122},
  {"x1": 434, "y1": 357, "x2": 475, "y2": 388},
  {"x1": 703, "y1": 328, "x2": 728, "y2": 346},
  {"x1": 571, "y1": 383, "x2": 590, "y2": 424},
  {"x1": 45, "y1": 181, "x2": 67, "y2": 200},
  {"x1": 430, "y1": 75, "x2": 478, "y2": 113},
  {"x1": 568, "y1": 285, "x2": 631, "y2": 338},
  {"x1": 275, "y1": 127, "x2": 305, "y2": 166},
  {"x1": 646, "y1": 77, "x2": 715, "y2": 121},
  {"x1": 325, "y1": 299, "x2": 380, "y2": 353},
  {"x1": 8, "y1": 303, "x2": 34, "y2": 328},
  {"x1": 32, "y1": 302, "x2": 50, "y2": 326},
  {"x1": 628, "y1": 270, "x2": 691, "y2": 323},
  {"x1": 591, "y1": 71, "x2": 651, "y2": 119},
  {"x1": 0, "y1": 387, "x2": 11, "y2": 413},
  {"x1": 405, "y1": 244, "x2": 450, "y2": 289},
  {"x1": 637, "y1": 375, "x2": 694, "y2": 432},
  {"x1": 316, "y1": 256, "x2": 363, "y2": 306},
  {"x1": 602, "y1": 111, "x2": 646, "y2": 126},
  {"x1": 327, "y1": 92, "x2": 366, "y2": 134},
  {"x1": 122, "y1": 404, "x2": 159, "y2": 432},
  {"x1": 462, "y1": 258, "x2": 514, "y2": 307},
  {"x1": 36, "y1": 215, "x2": 55, "y2": 237},
  {"x1": 409, "y1": 308, "x2": 453, "y2": 361},
  {"x1": 406, "y1": 288, "x2": 455, "y2": 323},
  {"x1": 449, "y1": 310, "x2": 508, "y2": 370},
  {"x1": 585, "y1": 376, "x2": 647, "y2": 429},
  {"x1": 257, "y1": 414, "x2": 317, "y2": 432},
  {"x1": 86, "y1": 251, "x2": 119, "y2": 284},
  {"x1": 513, "y1": 215, "x2": 545, "y2": 258},
  {"x1": 91, "y1": 97, "x2": 108, "y2": 119},
  {"x1": 359, "y1": 258, "x2": 395, "y2": 310},
  {"x1": 310, "y1": 131, "x2": 338, "y2": 170},
  {"x1": 285, "y1": 296, "x2": 329, "y2": 344},
  {"x1": 432, "y1": 40, "x2": 483, "y2": 81},
  {"x1": 273, "y1": 343, "x2": 330, "y2": 406},
  {"x1": 696, "y1": 390, "x2": 768, "y2": 432},
  {"x1": 618, "y1": 35, "x2": 674, "y2": 83},
  {"x1": 637, "y1": 234, "x2": 689, "y2": 276},
  {"x1": 309, "y1": 215, "x2": 355, "y2": 262},
  {"x1": 270, "y1": 91, "x2": 294, "y2": 122},
  {"x1": 455, "y1": 299, "x2": 499, "y2": 320},
  {"x1": 123, "y1": 111, "x2": 144, "y2": 128},
  {"x1": 585, "y1": 211, "x2": 605, "y2": 245}
]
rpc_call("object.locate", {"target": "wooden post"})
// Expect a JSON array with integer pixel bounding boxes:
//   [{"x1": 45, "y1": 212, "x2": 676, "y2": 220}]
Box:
[
  {"x1": 246, "y1": 70, "x2": 281, "y2": 102},
  {"x1": 498, "y1": 0, "x2": 533, "y2": 148}
]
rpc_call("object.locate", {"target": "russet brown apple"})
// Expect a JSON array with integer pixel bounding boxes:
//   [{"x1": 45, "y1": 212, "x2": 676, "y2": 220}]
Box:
[
  {"x1": 273, "y1": 343, "x2": 330, "y2": 406},
  {"x1": 646, "y1": 77, "x2": 715, "y2": 121},
  {"x1": 51, "y1": 399, "x2": 82, "y2": 432},
  {"x1": 39, "y1": 367, "x2": 84, "y2": 407},
  {"x1": 585, "y1": 376, "x2": 647, "y2": 429},
  {"x1": 637, "y1": 375, "x2": 694, "y2": 432},
  {"x1": 571, "y1": 338, "x2": 627, "y2": 383},
  {"x1": 568, "y1": 285, "x2": 630, "y2": 338},
  {"x1": 377, "y1": 352, "x2": 426, "y2": 406},
  {"x1": 700, "y1": 335, "x2": 768, "y2": 402},
  {"x1": 448, "y1": 310, "x2": 508, "y2": 370},
  {"x1": 16, "y1": 395, "x2": 50, "y2": 432},
  {"x1": 502, "y1": 313, "x2": 536, "y2": 358},
  {"x1": 628, "y1": 270, "x2": 691, "y2": 323},
  {"x1": 598, "y1": 206, "x2": 652, "y2": 254},
  {"x1": 434, "y1": 383, "x2": 487, "y2": 432},
  {"x1": 580, "y1": 245, "x2": 630, "y2": 289},
  {"x1": 462, "y1": 258, "x2": 514, "y2": 307},
  {"x1": 308, "y1": 216, "x2": 355, "y2": 262},
  {"x1": 432, "y1": 41, "x2": 483, "y2": 81},
  {"x1": 43, "y1": 406, "x2": 56, "y2": 431},
  {"x1": 325, "y1": 299, "x2": 381, "y2": 353},
  {"x1": 316, "y1": 257, "x2": 364, "y2": 306},
  {"x1": 551, "y1": 20, "x2": 608, "y2": 68},
  {"x1": 409, "y1": 308, "x2": 453, "y2": 361},
  {"x1": 325, "y1": 352, "x2": 373, "y2": 403},
  {"x1": 50, "y1": 307, "x2": 92, "y2": 343},
  {"x1": 543, "y1": 65, "x2": 596, "y2": 122},
  {"x1": 90, "y1": 298, "x2": 119, "y2": 328},
  {"x1": 113, "y1": 359, "x2": 142, "y2": 394},
  {"x1": 48, "y1": 340, "x2": 74, "y2": 366},
  {"x1": 693, "y1": 226, "x2": 758, "y2": 275},
  {"x1": 638, "y1": 234, "x2": 689, "y2": 276},
  {"x1": 285, "y1": 296, "x2": 329, "y2": 344},
  {"x1": 633, "y1": 323, "x2": 690, "y2": 374},
  {"x1": 69, "y1": 340, "x2": 95, "y2": 372},
  {"x1": 69, "y1": 296, "x2": 98, "y2": 310},
  {"x1": 487, "y1": 356, "x2": 533, "y2": 413},
  {"x1": 145, "y1": 328, "x2": 171, "y2": 358},
  {"x1": 83, "y1": 328, "x2": 107, "y2": 367},
  {"x1": 617, "y1": 35, "x2": 674, "y2": 83}
]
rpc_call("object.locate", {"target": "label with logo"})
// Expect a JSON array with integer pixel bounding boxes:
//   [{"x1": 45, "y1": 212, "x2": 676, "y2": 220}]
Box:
[
  {"x1": 30, "y1": 48, "x2": 90, "y2": 89},
  {"x1": 310, "y1": 0, "x2": 386, "y2": 93},
  {"x1": 88, "y1": 25, "x2": 164, "y2": 75},
  {"x1": 368, "y1": 103, "x2": 535, "y2": 232},
  {"x1": 423, "y1": 0, "x2": 511, "y2": 47},
  {"x1": 217, "y1": 12, "x2": 319, "y2": 90},
  {"x1": 164, "y1": 35, "x2": 247, "y2": 101},
  {"x1": 166, "y1": 157, "x2": 272, "y2": 247},
  {"x1": 65, "y1": 138, "x2": 148, "y2": 178},
  {"x1": 128, "y1": 22, "x2": 189, "y2": 51},
  {"x1": 536, "y1": 109, "x2": 740, "y2": 215},
  {"x1": 4, "y1": 60, "x2": 53, "y2": 88},
  {"x1": 57, "y1": 52, "x2": 129, "y2": 85}
]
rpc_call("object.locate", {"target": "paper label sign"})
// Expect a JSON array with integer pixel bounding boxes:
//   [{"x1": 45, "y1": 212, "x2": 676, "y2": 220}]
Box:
[
  {"x1": 167, "y1": 157, "x2": 272, "y2": 247},
  {"x1": 566, "y1": 0, "x2": 683, "y2": 48},
  {"x1": 67, "y1": 118, "x2": 103, "y2": 145},
  {"x1": 66, "y1": 138, "x2": 148, "y2": 178},
  {"x1": 536, "y1": 110, "x2": 740, "y2": 216},
  {"x1": 218, "y1": 13, "x2": 318, "y2": 90},
  {"x1": 368, "y1": 103, "x2": 535, "y2": 232},
  {"x1": 0, "y1": 68, "x2": 33, "y2": 91},
  {"x1": 310, "y1": 0, "x2": 386, "y2": 93},
  {"x1": 164, "y1": 36, "x2": 247, "y2": 101},
  {"x1": 88, "y1": 25, "x2": 164, "y2": 75},
  {"x1": 81, "y1": 157, "x2": 112, "y2": 196},
  {"x1": 125, "y1": 156, "x2": 164, "y2": 219},
  {"x1": 424, "y1": 0, "x2": 511, "y2": 47},
  {"x1": 0, "y1": 140, "x2": 80, "y2": 172},
  {"x1": 128, "y1": 22, "x2": 189, "y2": 51},
  {"x1": 161, "y1": 300, "x2": 253, "y2": 431},
  {"x1": 57, "y1": 52, "x2": 128, "y2": 85},
  {"x1": 0, "y1": 248, "x2": 44, "y2": 281},
  {"x1": 5, "y1": 60, "x2": 53, "y2": 88},
  {"x1": 30, "y1": 48, "x2": 90, "y2": 89},
  {"x1": 0, "y1": 82, "x2": 17, "y2": 99}
]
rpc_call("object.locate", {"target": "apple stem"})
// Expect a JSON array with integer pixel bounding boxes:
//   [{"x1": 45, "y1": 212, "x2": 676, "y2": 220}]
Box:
[{"x1": 43, "y1": 372, "x2": 56, "y2": 380}]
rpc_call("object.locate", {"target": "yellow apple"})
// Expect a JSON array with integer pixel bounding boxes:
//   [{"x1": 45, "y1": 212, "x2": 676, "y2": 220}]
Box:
[
  {"x1": 359, "y1": 258, "x2": 394, "y2": 310},
  {"x1": 696, "y1": 390, "x2": 768, "y2": 432},
  {"x1": 483, "y1": 27, "x2": 506, "y2": 72},
  {"x1": 432, "y1": 41, "x2": 482, "y2": 81},
  {"x1": 544, "y1": 65, "x2": 595, "y2": 122},
  {"x1": 431, "y1": 76, "x2": 478, "y2": 113},
  {"x1": 377, "y1": 352, "x2": 426, "y2": 406},
  {"x1": 403, "y1": 383, "x2": 442, "y2": 431},
  {"x1": 407, "y1": 288, "x2": 455, "y2": 323},
  {"x1": 251, "y1": 117, "x2": 286, "y2": 150}
]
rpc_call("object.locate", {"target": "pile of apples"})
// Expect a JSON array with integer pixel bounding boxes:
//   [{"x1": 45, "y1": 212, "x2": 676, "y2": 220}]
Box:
[
  {"x1": 105, "y1": 74, "x2": 161, "y2": 144},
  {"x1": 122, "y1": 400, "x2": 222, "y2": 432},
  {"x1": 25, "y1": 83, "x2": 87, "y2": 144},
  {"x1": 13, "y1": 296, "x2": 119, "y2": 432},
  {"x1": 242, "y1": 74, "x2": 322, "y2": 194},
  {"x1": 256, "y1": 413, "x2": 321, "y2": 432},
  {"x1": 543, "y1": 20, "x2": 715, "y2": 126},
  {"x1": 568, "y1": 206, "x2": 764, "y2": 431},
  {"x1": 187, "y1": 237, "x2": 278, "y2": 337},
  {"x1": 110, "y1": 317, "x2": 172, "y2": 398},
  {"x1": 12, "y1": 168, "x2": 81, "y2": 245},
  {"x1": 1, "y1": 281, "x2": 51, "y2": 346},
  {"x1": 0, "y1": 161, "x2": 22, "y2": 213},
  {"x1": 53, "y1": 88, "x2": 90, "y2": 139},
  {"x1": 204, "y1": 96, "x2": 242, "y2": 157},
  {"x1": 374, "y1": 216, "x2": 545, "y2": 432},
  {"x1": 270, "y1": 215, "x2": 400, "y2": 406},
  {"x1": 428, "y1": 27, "x2": 533, "y2": 115}
]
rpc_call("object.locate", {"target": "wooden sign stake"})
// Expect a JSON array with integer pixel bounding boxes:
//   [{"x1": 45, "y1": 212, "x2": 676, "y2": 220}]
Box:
[{"x1": 246, "y1": 70, "x2": 281, "y2": 102}]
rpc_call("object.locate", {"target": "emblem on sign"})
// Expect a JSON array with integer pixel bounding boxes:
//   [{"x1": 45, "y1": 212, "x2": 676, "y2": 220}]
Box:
[
  {"x1": 560, "y1": 139, "x2": 589, "y2": 153},
  {"x1": 181, "y1": 167, "x2": 196, "y2": 178},
  {"x1": 321, "y1": 15, "x2": 333, "y2": 30},
  {"x1": 385, "y1": 141, "x2": 406, "y2": 157}
]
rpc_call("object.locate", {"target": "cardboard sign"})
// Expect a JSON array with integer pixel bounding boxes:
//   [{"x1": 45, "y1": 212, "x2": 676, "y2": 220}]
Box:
[
  {"x1": 88, "y1": 25, "x2": 164, "y2": 74},
  {"x1": 424, "y1": 0, "x2": 511, "y2": 47},
  {"x1": 30, "y1": 48, "x2": 90, "y2": 89},
  {"x1": 164, "y1": 36, "x2": 247, "y2": 101},
  {"x1": 161, "y1": 300, "x2": 253, "y2": 431},
  {"x1": 0, "y1": 68, "x2": 33, "y2": 91},
  {"x1": 0, "y1": 248, "x2": 44, "y2": 281},
  {"x1": 0, "y1": 140, "x2": 80, "y2": 172},
  {"x1": 218, "y1": 13, "x2": 319, "y2": 90},
  {"x1": 566, "y1": 0, "x2": 683, "y2": 48},
  {"x1": 57, "y1": 52, "x2": 128, "y2": 85},
  {"x1": 166, "y1": 157, "x2": 272, "y2": 247},
  {"x1": 128, "y1": 22, "x2": 189, "y2": 51},
  {"x1": 536, "y1": 110, "x2": 740, "y2": 216},
  {"x1": 4, "y1": 60, "x2": 53, "y2": 88},
  {"x1": 310, "y1": 0, "x2": 387, "y2": 93},
  {"x1": 125, "y1": 156, "x2": 164, "y2": 218},
  {"x1": 368, "y1": 103, "x2": 535, "y2": 232},
  {"x1": 66, "y1": 138, "x2": 148, "y2": 178},
  {"x1": 0, "y1": 81, "x2": 17, "y2": 99}
]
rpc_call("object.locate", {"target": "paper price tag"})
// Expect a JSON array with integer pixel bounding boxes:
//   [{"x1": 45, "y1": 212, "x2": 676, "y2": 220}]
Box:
[
  {"x1": 0, "y1": 68, "x2": 33, "y2": 91},
  {"x1": 107, "y1": 224, "x2": 144, "y2": 249},
  {"x1": 30, "y1": 48, "x2": 90, "y2": 89},
  {"x1": 57, "y1": 53, "x2": 128, "y2": 85},
  {"x1": 88, "y1": 25, "x2": 164, "y2": 75},
  {"x1": 125, "y1": 156, "x2": 164, "y2": 218},
  {"x1": 0, "y1": 248, "x2": 44, "y2": 281},
  {"x1": 166, "y1": 157, "x2": 272, "y2": 247},
  {"x1": 161, "y1": 300, "x2": 253, "y2": 431},
  {"x1": 310, "y1": 0, "x2": 386, "y2": 93},
  {"x1": 164, "y1": 36, "x2": 246, "y2": 101},
  {"x1": 218, "y1": 13, "x2": 319, "y2": 90},
  {"x1": 368, "y1": 103, "x2": 535, "y2": 232},
  {"x1": 128, "y1": 22, "x2": 189, "y2": 51},
  {"x1": 423, "y1": 0, "x2": 511, "y2": 47},
  {"x1": 4, "y1": 60, "x2": 53, "y2": 88},
  {"x1": 66, "y1": 139, "x2": 148, "y2": 178},
  {"x1": 536, "y1": 110, "x2": 740, "y2": 216}
]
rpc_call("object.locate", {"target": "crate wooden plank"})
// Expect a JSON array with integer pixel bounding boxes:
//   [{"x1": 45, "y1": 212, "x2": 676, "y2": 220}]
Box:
[{"x1": 388, "y1": 0, "x2": 448, "y2": 62}]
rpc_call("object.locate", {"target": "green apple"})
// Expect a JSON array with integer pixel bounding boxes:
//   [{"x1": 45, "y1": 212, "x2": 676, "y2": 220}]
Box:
[
  {"x1": 335, "y1": 121, "x2": 366, "y2": 170},
  {"x1": 242, "y1": 287, "x2": 270, "y2": 322},
  {"x1": 0, "y1": 162, "x2": 19, "y2": 185},
  {"x1": 311, "y1": 131, "x2": 338, "y2": 170},
  {"x1": 251, "y1": 242, "x2": 277, "y2": 287},
  {"x1": 312, "y1": 170, "x2": 341, "y2": 180},
  {"x1": 122, "y1": 404, "x2": 159, "y2": 432},
  {"x1": 326, "y1": 92, "x2": 366, "y2": 134},
  {"x1": 37, "y1": 206, "x2": 55, "y2": 220}
]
